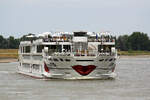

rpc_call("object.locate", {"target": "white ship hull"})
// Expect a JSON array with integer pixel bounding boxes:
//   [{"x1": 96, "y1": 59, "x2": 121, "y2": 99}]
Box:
[
  {"x1": 18, "y1": 31, "x2": 117, "y2": 79},
  {"x1": 17, "y1": 54, "x2": 117, "y2": 79}
]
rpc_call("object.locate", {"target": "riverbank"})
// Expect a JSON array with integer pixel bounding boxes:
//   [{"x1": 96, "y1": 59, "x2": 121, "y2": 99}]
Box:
[
  {"x1": 119, "y1": 55, "x2": 150, "y2": 58},
  {"x1": 118, "y1": 51, "x2": 150, "y2": 56},
  {"x1": 0, "y1": 58, "x2": 18, "y2": 63},
  {"x1": 0, "y1": 49, "x2": 18, "y2": 63},
  {"x1": 0, "y1": 49, "x2": 18, "y2": 58}
]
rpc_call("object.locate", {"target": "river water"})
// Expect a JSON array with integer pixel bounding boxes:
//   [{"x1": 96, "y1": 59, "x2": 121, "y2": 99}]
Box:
[{"x1": 0, "y1": 57, "x2": 150, "y2": 100}]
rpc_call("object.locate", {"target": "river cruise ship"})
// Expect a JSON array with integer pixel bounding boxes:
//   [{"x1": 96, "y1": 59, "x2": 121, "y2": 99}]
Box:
[{"x1": 18, "y1": 31, "x2": 117, "y2": 79}]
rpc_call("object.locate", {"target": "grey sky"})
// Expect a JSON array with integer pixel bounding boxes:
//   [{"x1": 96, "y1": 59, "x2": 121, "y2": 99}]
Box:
[{"x1": 0, "y1": 0, "x2": 150, "y2": 37}]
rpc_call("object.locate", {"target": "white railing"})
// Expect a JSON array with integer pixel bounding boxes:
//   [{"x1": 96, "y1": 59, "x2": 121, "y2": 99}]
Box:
[
  {"x1": 43, "y1": 49, "x2": 117, "y2": 57},
  {"x1": 46, "y1": 51, "x2": 115, "y2": 57}
]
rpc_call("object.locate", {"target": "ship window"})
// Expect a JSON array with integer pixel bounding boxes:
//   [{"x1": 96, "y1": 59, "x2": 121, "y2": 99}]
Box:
[
  {"x1": 73, "y1": 42, "x2": 87, "y2": 53},
  {"x1": 20, "y1": 46, "x2": 23, "y2": 53},
  {"x1": 25, "y1": 46, "x2": 30, "y2": 53},
  {"x1": 23, "y1": 46, "x2": 25, "y2": 53},
  {"x1": 21, "y1": 47, "x2": 23, "y2": 53},
  {"x1": 63, "y1": 45, "x2": 71, "y2": 52},
  {"x1": 33, "y1": 64, "x2": 39, "y2": 70},
  {"x1": 98, "y1": 45, "x2": 102, "y2": 52},
  {"x1": 53, "y1": 58, "x2": 59, "y2": 61},
  {"x1": 74, "y1": 32, "x2": 87, "y2": 36},
  {"x1": 109, "y1": 58, "x2": 113, "y2": 61},
  {"x1": 37, "y1": 45, "x2": 44, "y2": 53},
  {"x1": 99, "y1": 59, "x2": 104, "y2": 61},
  {"x1": 60, "y1": 58, "x2": 63, "y2": 61},
  {"x1": 22, "y1": 63, "x2": 30, "y2": 67},
  {"x1": 65, "y1": 59, "x2": 71, "y2": 61},
  {"x1": 98, "y1": 45, "x2": 112, "y2": 53},
  {"x1": 47, "y1": 45, "x2": 62, "y2": 52}
]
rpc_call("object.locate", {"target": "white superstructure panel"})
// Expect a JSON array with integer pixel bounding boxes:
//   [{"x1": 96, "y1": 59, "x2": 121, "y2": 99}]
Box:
[{"x1": 73, "y1": 37, "x2": 88, "y2": 42}]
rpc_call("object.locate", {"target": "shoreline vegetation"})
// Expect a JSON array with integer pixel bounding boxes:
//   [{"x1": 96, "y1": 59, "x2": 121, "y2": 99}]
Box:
[
  {"x1": 0, "y1": 49, "x2": 18, "y2": 58},
  {"x1": 0, "y1": 49, "x2": 150, "y2": 63},
  {"x1": 118, "y1": 51, "x2": 150, "y2": 56},
  {"x1": 0, "y1": 49, "x2": 18, "y2": 63}
]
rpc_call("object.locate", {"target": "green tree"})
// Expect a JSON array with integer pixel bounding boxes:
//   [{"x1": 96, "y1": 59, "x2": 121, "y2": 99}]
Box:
[
  {"x1": 0, "y1": 35, "x2": 8, "y2": 49},
  {"x1": 116, "y1": 35, "x2": 130, "y2": 51},
  {"x1": 7, "y1": 36, "x2": 20, "y2": 49},
  {"x1": 129, "y1": 32, "x2": 150, "y2": 51}
]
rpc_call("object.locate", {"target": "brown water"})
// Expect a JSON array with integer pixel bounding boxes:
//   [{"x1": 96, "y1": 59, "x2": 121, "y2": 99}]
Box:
[{"x1": 0, "y1": 57, "x2": 150, "y2": 100}]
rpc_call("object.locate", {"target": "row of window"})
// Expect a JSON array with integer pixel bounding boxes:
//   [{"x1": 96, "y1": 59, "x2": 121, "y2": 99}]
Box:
[
  {"x1": 20, "y1": 46, "x2": 31, "y2": 53},
  {"x1": 99, "y1": 58, "x2": 116, "y2": 62},
  {"x1": 48, "y1": 58, "x2": 115, "y2": 62},
  {"x1": 48, "y1": 58, "x2": 116, "y2": 62},
  {"x1": 20, "y1": 45, "x2": 71, "y2": 53},
  {"x1": 49, "y1": 58, "x2": 71, "y2": 62},
  {"x1": 22, "y1": 63, "x2": 30, "y2": 67},
  {"x1": 20, "y1": 45, "x2": 114, "y2": 53},
  {"x1": 22, "y1": 63, "x2": 40, "y2": 68}
]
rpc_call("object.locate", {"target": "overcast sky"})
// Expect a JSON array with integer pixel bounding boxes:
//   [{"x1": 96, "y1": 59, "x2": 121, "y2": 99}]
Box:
[{"x1": 0, "y1": 0, "x2": 150, "y2": 37}]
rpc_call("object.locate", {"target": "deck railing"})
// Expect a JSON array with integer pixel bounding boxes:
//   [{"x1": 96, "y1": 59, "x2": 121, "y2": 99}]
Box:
[{"x1": 48, "y1": 51, "x2": 116, "y2": 57}]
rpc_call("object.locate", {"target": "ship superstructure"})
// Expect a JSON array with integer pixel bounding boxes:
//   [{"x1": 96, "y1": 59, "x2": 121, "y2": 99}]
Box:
[{"x1": 18, "y1": 31, "x2": 117, "y2": 79}]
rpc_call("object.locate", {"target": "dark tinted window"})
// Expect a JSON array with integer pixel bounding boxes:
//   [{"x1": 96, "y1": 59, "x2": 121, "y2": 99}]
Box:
[
  {"x1": 65, "y1": 59, "x2": 71, "y2": 61},
  {"x1": 99, "y1": 59, "x2": 104, "y2": 61},
  {"x1": 25, "y1": 46, "x2": 30, "y2": 53},
  {"x1": 60, "y1": 58, "x2": 63, "y2": 61},
  {"x1": 74, "y1": 32, "x2": 87, "y2": 36},
  {"x1": 53, "y1": 58, "x2": 59, "y2": 61},
  {"x1": 37, "y1": 45, "x2": 44, "y2": 53}
]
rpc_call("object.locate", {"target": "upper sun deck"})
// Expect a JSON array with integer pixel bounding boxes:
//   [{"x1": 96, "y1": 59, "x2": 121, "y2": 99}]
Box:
[{"x1": 20, "y1": 31, "x2": 115, "y2": 46}]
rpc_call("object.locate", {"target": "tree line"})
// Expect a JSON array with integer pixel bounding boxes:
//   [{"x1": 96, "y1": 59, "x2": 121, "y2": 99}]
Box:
[
  {"x1": 116, "y1": 32, "x2": 150, "y2": 51},
  {"x1": 0, "y1": 33, "x2": 35, "y2": 49},
  {"x1": 0, "y1": 32, "x2": 150, "y2": 51},
  {"x1": 0, "y1": 35, "x2": 20, "y2": 49}
]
